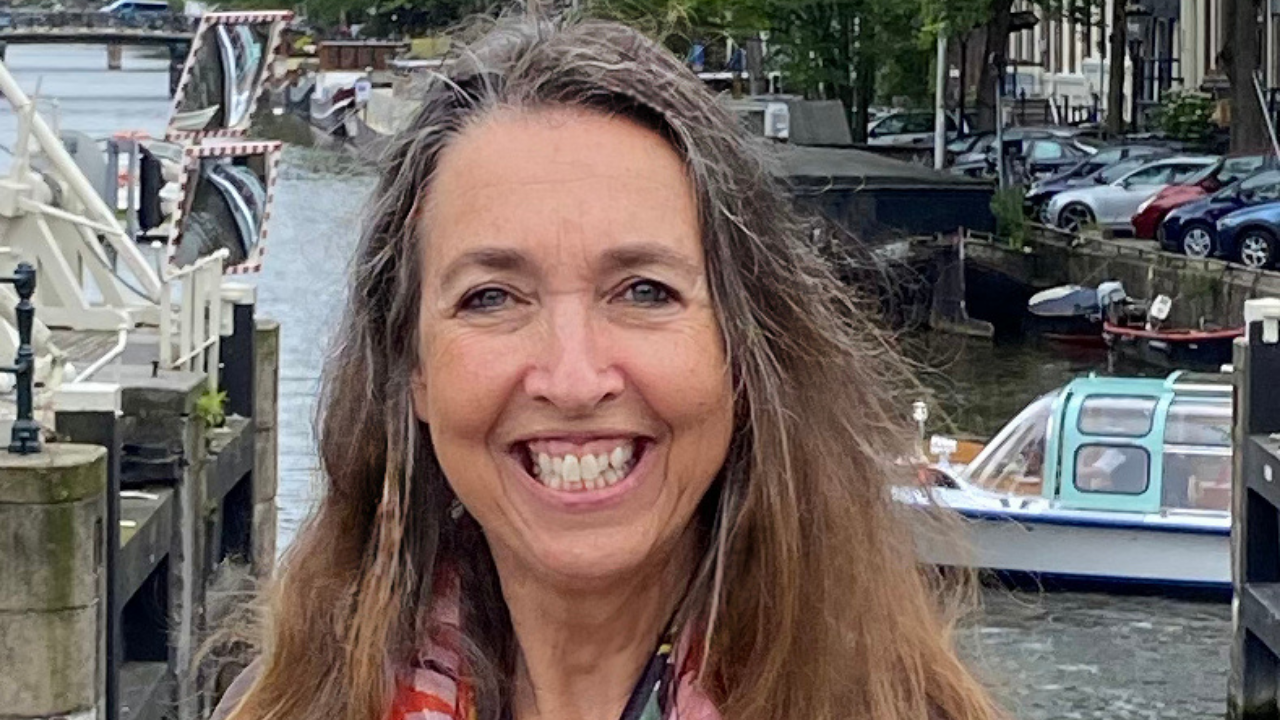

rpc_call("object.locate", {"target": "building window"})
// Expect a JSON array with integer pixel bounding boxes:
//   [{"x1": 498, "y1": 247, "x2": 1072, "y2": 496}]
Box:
[{"x1": 1075, "y1": 445, "x2": 1151, "y2": 495}]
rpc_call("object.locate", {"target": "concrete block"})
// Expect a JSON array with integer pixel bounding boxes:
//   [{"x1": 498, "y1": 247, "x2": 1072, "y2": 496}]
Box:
[
  {"x1": 0, "y1": 444, "x2": 107, "y2": 505},
  {"x1": 253, "y1": 320, "x2": 279, "y2": 432},
  {"x1": 0, "y1": 495, "x2": 104, "y2": 611},
  {"x1": 252, "y1": 426, "x2": 278, "y2": 505},
  {"x1": 0, "y1": 605, "x2": 99, "y2": 716},
  {"x1": 117, "y1": 367, "x2": 206, "y2": 420},
  {"x1": 251, "y1": 500, "x2": 277, "y2": 577}
]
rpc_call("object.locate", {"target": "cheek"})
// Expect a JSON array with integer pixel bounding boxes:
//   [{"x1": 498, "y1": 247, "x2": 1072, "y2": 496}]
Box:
[
  {"x1": 617, "y1": 320, "x2": 734, "y2": 459},
  {"x1": 417, "y1": 329, "x2": 524, "y2": 457}
]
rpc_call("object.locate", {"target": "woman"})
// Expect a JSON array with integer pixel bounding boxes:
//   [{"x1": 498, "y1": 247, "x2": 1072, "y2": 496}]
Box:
[{"x1": 219, "y1": 17, "x2": 1002, "y2": 720}]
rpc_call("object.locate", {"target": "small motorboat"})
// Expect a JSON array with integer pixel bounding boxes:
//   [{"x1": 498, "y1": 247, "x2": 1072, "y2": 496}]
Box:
[
  {"x1": 1103, "y1": 295, "x2": 1243, "y2": 371},
  {"x1": 900, "y1": 370, "x2": 1233, "y2": 593},
  {"x1": 1024, "y1": 281, "x2": 1132, "y2": 346}
]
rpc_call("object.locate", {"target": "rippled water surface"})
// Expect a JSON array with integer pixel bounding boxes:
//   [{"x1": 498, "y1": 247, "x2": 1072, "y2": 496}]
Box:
[{"x1": 3, "y1": 45, "x2": 1233, "y2": 719}]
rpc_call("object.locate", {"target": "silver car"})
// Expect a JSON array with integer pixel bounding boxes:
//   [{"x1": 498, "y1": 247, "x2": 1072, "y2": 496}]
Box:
[
  {"x1": 1043, "y1": 156, "x2": 1220, "y2": 232},
  {"x1": 867, "y1": 111, "x2": 968, "y2": 146}
]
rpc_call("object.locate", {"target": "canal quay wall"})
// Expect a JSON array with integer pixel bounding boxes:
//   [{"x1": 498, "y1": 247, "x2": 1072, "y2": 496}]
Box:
[
  {"x1": 951, "y1": 225, "x2": 1280, "y2": 331},
  {"x1": 0, "y1": 301, "x2": 280, "y2": 720}
]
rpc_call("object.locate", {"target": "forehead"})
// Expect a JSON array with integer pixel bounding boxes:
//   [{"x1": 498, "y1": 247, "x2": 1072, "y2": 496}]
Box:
[{"x1": 419, "y1": 107, "x2": 701, "y2": 270}]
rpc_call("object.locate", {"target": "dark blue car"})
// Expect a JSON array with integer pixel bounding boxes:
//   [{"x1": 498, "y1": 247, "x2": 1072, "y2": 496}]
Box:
[
  {"x1": 1159, "y1": 170, "x2": 1280, "y2": 259},
  {"x1": 1216, "y1": 199, "x2": 1280, "y2": 269}
]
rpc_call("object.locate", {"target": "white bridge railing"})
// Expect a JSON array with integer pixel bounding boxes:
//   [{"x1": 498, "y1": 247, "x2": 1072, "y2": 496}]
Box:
[{"x1": 158, "y1": 249, "x2": 228, "y2": 391}]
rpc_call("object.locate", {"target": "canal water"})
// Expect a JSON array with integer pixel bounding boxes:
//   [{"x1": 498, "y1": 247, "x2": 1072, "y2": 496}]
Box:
[{"x1": 2, "y1": 45, "x2": 1232, "y2": 720}]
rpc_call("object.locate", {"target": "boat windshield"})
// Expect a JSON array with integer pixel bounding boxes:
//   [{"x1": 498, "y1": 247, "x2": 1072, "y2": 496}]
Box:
[{"x1": 964, "y1": 393, "x2": 1056, "y2": 496}]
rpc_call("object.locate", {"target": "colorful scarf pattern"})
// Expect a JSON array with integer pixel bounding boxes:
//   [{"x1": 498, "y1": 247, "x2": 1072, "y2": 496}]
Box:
[{"x1": 387, "y1": 596, "x2": 720, "y2": 720}]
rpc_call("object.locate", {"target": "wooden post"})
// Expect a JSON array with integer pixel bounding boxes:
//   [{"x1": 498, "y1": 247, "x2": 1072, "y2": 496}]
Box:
[
  {"x1": 0, "y1": 444, "x2": 109, "y2": 720},
  {"x1": 1230, "y1": 297, "x2": 1280, "y2": 720},
  {"x1": 252, "y1": 319, "x2": 280, "y2": 576}
]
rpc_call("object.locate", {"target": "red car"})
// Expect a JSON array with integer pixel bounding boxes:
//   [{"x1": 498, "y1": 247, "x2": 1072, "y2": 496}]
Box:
[{"x1": 1131, "y1": 154, "x2": 1272, "y2": 239}]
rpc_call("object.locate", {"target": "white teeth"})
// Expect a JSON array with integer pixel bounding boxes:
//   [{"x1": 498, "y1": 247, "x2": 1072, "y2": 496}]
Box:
[
  {"x1": 562, "y1": 455, "x2": 581, "y2": 484},
  {"x1": 580, "y1": 454, "x2": 601, "y2": 482},
  {"x1": 526, "y1": 442, "x2": 637, "y2": 492}
]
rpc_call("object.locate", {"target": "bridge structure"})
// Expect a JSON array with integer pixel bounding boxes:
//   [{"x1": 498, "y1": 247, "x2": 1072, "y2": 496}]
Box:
[{"x1": 0, "y1": 9, "x2": 195, "y2": 94}]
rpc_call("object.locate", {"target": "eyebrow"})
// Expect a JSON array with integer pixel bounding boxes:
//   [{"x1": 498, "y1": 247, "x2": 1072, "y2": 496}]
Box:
[
  {"x1": 598, "y1": 242, "x2": 702, "y2": 279},
  {"x1": 436, "y1": 241, "x2": 702, "y2": 291},
  {"x1": 438, "y1": 247, "x2": 534, "y2": 291}
]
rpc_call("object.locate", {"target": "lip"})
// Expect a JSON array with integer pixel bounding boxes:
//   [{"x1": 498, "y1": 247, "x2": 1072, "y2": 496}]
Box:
[{"x1": 503, "y1": 437, "x2": 656, "y2": 513}]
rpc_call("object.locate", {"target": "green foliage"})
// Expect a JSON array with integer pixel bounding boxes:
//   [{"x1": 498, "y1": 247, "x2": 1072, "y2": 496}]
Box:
[
  {"x1": 1153, "y1": 90, "x2": 1215, "y2": 146},
  {"x1": 196, "y1": 389, "x2": 228, "y2": 429},
  {"x1": 991, "y1": 186, "x2": 1029, "y2": 249}
]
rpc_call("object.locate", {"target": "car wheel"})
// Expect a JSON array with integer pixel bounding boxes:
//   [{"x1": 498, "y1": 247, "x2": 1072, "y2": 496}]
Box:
[
  {"x1": 1180, "y1": 222, "x2": 1215, "y2": 258},
  {"x1": 1238, "y1": 228, "x2": 1278, "y2": 269},
  {"x1": 1058, "y1": 203, "x2": 1094, "y2": 232}
]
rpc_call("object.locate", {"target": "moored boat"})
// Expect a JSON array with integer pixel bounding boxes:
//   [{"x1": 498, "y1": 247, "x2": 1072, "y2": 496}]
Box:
[
  {"x1": 1024, "y1": 281, "x2": 1133, "y2": 346},
  {"x1": 901, "y1": 370, "x2": 1233, "y2": 592},
  {"x1": 1103, "y1": 294, "x2": 1243, "y2": 370}
]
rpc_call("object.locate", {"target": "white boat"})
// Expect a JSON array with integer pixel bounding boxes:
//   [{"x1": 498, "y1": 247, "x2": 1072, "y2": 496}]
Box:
[{"x1": 900, "y1": 371, "x2": 1233, "y2": 592}]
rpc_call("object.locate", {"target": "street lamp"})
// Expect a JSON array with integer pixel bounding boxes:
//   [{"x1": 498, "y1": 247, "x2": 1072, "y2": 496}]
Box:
[{"x1": 1125, "y1": 2, "x2": 1152, "y2": 133}]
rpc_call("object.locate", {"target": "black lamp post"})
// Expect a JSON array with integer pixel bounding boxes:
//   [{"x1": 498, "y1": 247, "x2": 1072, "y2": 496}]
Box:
[{"x1": 1125, "y1": 2, "x2": 1152, "y2": 133}]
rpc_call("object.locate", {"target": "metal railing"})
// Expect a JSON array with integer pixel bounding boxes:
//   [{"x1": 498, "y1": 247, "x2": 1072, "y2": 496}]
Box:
[
  {"x1": 158, "y1": 249, "x2": 228, "y2": 392},
  {"x1": 0, "y1": 262, "x2": 40, "y2": 454},
  {"x1": 0, "y1": 8, "x2": 195, "y2": 33}
]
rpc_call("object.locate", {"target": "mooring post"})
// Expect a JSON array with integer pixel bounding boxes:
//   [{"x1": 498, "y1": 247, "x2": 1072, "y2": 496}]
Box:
[
  {"x1": 251, "y1": 319, "x2": 280, "y2": 576},
  {"x1": 168, "y1": 41, "x2": 190, "y2": 98},
  {"x1": 219, "y1": 283, "x2": 257, "y2": 420},
  {"x1": 1230, "y1": 297, "x2": 1280, "y2": 720},
  {"x1": 0, "y1": 444, "x2": 109, "y2": 720}
]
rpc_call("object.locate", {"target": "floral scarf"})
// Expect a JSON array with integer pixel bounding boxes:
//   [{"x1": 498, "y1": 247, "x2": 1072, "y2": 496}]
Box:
[{"x1": 387, "y1": 591, "x2": 720, "y2": 720}]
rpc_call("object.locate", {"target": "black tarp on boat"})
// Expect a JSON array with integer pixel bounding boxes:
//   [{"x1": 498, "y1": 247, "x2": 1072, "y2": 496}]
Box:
[{"x1": 772, "y1": 145, "x2": 996, "y2": 242}]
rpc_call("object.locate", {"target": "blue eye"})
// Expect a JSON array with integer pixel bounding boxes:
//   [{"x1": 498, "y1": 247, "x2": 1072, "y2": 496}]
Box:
[
  {"x1": 622, "y1": 280, "x2": 674, "y2": 306},
  {"x1": 462, "y1": 287, "x2": 511, "y2": 312}
]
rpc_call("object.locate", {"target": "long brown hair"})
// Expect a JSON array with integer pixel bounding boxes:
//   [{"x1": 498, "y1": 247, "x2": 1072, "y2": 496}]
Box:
[{"x1": 228, "y1": 17, "x2": 1001, "y2": 720}]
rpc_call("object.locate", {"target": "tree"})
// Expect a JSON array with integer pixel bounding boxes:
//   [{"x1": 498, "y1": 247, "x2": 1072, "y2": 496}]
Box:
[
  {"x1": 1104, "y1": 0, "x2": 1124, "y2": 135},
  {"x1": 1222, "y1": 0, "x2": 1269, "y2": 151}
]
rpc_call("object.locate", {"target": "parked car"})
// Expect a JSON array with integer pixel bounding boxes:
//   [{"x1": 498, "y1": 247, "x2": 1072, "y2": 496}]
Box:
[
  {"x1": 949, "y1": 127, "x2": 1092, "y2": 178},
  {"x1": 1158, "y1": 170, "x2": 1280, "y2": 259},
  {"x1": 868, "y1": 111, "x2": 969, "y2": 146},
  {"x1": 1131, "y1": 154, "x2": 1274, "y2": 239},
  {"x1": 99, "y1": 0, "x2": 172, "y2": 25},
  {"x1": 1023, "y1": 146, "x2": 1172, "y2": 217},
  {"x1": 1216, "y1": 201, "x2": 1280, "y2": 269},
  {"x1": 1043, "y1": 156, "x2": 1219, "y2": 232}
]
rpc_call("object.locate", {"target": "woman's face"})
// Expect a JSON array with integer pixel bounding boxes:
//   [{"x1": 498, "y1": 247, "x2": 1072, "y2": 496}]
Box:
[{"x1": 414, "y1": 108, "x2": 735, "y2": 585}]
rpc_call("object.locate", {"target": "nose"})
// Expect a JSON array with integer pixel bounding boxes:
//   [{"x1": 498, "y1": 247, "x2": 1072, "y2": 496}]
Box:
[{"x1": 523, "y1": 301, "x2": 625, "y2": 413}]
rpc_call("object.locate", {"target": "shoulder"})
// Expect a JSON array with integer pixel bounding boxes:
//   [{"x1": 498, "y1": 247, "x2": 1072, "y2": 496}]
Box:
[{"x1": 210, "y1": 659, "x2": 262, "y2": 720}]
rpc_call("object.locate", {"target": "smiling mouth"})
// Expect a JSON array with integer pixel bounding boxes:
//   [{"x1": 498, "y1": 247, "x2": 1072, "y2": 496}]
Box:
[{"x1": 513, "y1": 438, "x2": 646, "y2": 492}]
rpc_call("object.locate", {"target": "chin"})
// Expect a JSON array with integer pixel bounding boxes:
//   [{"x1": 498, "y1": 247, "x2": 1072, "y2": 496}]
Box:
[{"x1": 522, "y1": 529, "x2": 666, "y2": 585}]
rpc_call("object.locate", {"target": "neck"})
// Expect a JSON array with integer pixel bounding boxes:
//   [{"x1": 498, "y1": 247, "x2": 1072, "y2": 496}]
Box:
[{"x1": 492, "y1": 530, "x2": 700, "y2": 720}]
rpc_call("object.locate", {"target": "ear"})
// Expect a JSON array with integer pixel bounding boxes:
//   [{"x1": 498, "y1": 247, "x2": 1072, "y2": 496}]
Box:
[{"x1": 410, "y1": 369, "x2": 430, "y2": 424}]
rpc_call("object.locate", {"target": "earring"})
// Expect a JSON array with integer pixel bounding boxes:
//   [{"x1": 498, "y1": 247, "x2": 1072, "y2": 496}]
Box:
[{"x1": 449, "y1": 498, "x2": 466, "y2": 520}]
